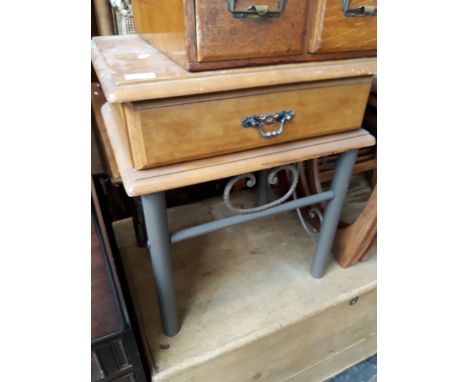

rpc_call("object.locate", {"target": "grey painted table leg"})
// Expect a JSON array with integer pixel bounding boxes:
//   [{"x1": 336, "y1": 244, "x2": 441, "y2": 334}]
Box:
[
  {"x1": 310, "y1": 149, "x2": 358, "y2": 278},
  {"x1": 141, "y1": 192, "x2": 180, "y2": 337},
  {"x1": 256, "y1": 170, "x2": 269, "y2": 206}
]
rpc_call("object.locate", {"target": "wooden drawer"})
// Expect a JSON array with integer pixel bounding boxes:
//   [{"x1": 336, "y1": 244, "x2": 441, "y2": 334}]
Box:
[
  {"x1": 132, "y1": 0, "x2": 314, "y2": 71},
  {"x1": 310, "y1": 0, "x2": 377, "y2": 55},
  {"x1": 123, "y1": 77, "x2": 372, "y2": 170},
  {"x1": 132, "y1": 0, "x2": 376, "y2": 71},
  {"x1": 195, "y1": 0, "x2": 310, "y2": 62}
]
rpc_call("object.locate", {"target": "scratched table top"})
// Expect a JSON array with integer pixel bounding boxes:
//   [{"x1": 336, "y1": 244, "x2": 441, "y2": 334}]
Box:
[{"x1": 92, "y1": 35, "x2": 377, "y2": 103}]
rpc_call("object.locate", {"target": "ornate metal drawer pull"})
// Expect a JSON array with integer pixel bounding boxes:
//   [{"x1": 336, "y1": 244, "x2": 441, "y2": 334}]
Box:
[
  {"x1": 227, "y1": 0, "x2": 286, "y2": 18},
  {"x1": 342, "y1": 0, "x2": 377, "y2": 16},
  {"x1": 241, "y1": 110, "x2": 295, "y2": 138}
]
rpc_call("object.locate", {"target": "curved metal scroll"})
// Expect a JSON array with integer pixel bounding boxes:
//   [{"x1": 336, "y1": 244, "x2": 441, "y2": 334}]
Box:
[
  {"x1": 223, "y1": 165, "x2": 299, "y2": 214},
  {"x1": 294, "y1": 190, "x2": 324, "y2": 237}
]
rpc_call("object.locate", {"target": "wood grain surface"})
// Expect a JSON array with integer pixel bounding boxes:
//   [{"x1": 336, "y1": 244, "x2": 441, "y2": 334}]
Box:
[
  {"x1": 132, "y1": 0, "x2": 191, "y2": 69},
  {"x1": 93, "y1": 0, "x2": 114, "y2": 36},
  {"x1": 310, "y1": 0, "x2": 377, "y2": 54},
  {"x1": 333, "y1": 186, "x2": 377, "y2": 268},
  {"x1": 124, "y1": 77, "x2": 372, "y2": 169},
  {"x1": 184, "y1": 49, "x2": 377, "y2": 71},
  {"x1": 130, "y1": 0, "x2": 375, "y2": 71},
  {"x1": 91, "y1": 35, "x2": 377, "y2": 103},
  {"x1": 195, "y1": 0, "x2": 309, "y2": 61}
]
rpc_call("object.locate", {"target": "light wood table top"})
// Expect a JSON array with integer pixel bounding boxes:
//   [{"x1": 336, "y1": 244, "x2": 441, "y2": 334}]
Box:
[
  {"x1": 101, "y1": 103, "x2": 376, "y2": 196},
  {"x1": 92, "y1": 35, "x2": 377, "y2": 103}
]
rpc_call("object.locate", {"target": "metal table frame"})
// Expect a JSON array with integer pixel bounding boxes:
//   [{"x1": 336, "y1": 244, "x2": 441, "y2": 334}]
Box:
[{"x1": 140, "y1": 149, "x2": 358, "y2": 336}]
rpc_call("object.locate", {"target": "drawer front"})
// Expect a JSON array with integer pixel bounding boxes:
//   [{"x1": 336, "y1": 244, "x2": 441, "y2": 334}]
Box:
[
  {"x1": 195, "y1": 0, "x2": 310, "y2": 62},
  {"x1": 310, "y1": 0, "x2": 377, "y2": 54},
  {"x1": 124, "y1": 78, "x2": 372, "y2": 169}
]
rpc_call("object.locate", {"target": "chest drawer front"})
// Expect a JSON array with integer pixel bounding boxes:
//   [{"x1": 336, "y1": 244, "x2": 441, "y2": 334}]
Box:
[
  {"x1": 310, "y1": 0, "x2": 377, "y2": 54},
  {"x1": 195, "y1": 0, "x2": 310, "y2": 62},
  {"x1": 124, "y1": 77, "x2": 372, "y2": 169}
]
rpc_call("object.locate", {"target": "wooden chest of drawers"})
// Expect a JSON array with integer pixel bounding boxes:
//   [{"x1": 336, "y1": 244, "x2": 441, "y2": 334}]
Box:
[
  {"x1": 124, "y1": 77, "x2": 372, "y2": 169},
  {"x1": 132, "y1": 0, "x2": 377, "y2": 71}
]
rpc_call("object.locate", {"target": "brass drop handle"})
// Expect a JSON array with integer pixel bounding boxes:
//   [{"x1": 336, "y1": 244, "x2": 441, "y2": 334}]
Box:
[
  {"x1": 241, "y1": 110, "x2": 295, "y2": 138},
  {"x1": 342, "y1": 0, "x2": 377, "y2": 16},
  {"x1": 227, "y1": 0, "x2": 287, "y2": 18}
]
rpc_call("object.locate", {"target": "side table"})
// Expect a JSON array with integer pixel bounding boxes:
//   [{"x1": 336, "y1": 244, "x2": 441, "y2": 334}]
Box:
[
  {"x1": 101, "y1": 103, "x2": 375, "y2": 336},
  {"x1": 92, "y1": 35, "x2": 376, "y2": 337}
]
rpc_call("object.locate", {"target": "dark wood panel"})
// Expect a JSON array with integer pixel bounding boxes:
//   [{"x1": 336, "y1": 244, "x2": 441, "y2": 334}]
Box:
[
  {"x1": 184, "y1": 49, "x2": 376, "y2": 71},
  {"x1": 195, "y1": 0, "x2": 309, "y2": 61},
  {"x1": 91, "y1": 178, "x2": 148, "y2": 381},
  {"x1": 91, "y1": 218, "x2": 123, "y2": 339}
]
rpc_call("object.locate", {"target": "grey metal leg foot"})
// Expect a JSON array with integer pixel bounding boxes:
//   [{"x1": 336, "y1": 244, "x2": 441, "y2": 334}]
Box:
[
  {"x1": 141, "y1": 192, "x2": 180, "y2": 336},
  {"x1": 256, "y1": 170, "x2": 269, "y2": 206},
  {"x1": 310, "y1": 149, "x2": 358, "y2": 278}
]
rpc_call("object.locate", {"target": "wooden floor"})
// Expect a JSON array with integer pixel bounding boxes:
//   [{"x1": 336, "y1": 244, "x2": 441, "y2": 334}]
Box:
[{"x1": 113, "y1": 186, "x2": 376, "y2": 382}]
